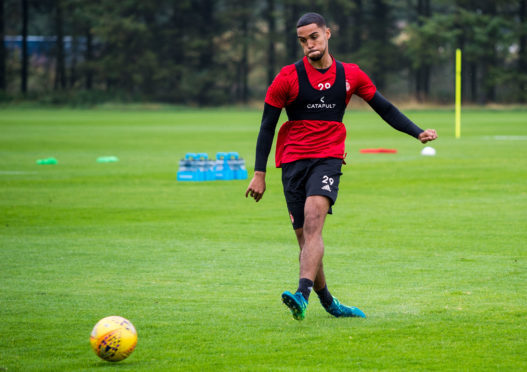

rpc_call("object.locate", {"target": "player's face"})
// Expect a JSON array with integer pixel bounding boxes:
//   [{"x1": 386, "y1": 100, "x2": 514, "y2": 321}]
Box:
[{"x1": 297, "y1": 23, "x2": 331, "y2": 62}]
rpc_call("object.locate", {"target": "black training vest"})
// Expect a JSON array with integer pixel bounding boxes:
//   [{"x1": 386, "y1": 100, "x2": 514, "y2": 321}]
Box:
[{"x1": 285, "y1": 59, "x2": 347, "y2": 122}]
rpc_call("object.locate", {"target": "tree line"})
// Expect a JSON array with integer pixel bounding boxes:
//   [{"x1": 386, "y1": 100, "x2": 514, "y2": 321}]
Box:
[{"x1": 1, "y1": 0, "x2": 526, "y2": 105}]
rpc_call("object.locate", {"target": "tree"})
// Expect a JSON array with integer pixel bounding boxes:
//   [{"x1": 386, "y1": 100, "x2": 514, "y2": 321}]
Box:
[
  {"x1": 352, "y1": 0, "x2": 363, "y2": 53},
  {"x1": 21, "y1": 0, "x2": 28, "y2": 94},
  {"x1": 195, "y1": 0, "x2": 215, "y2": 105},
  {"x1": 451, "y1": 1, "x2": 513, "y2": 104},
  {"x1": 520, "y1": 0, "x2": 527, "y2": 101},
  {"x1": 92, "y1": 1, "x2": 161, "y2": 97},
  {"x1": 479, "y1": 2, "x2": 499, "y2": 103},
  {"x1": 224, "y1": 0, "x2": 254, "y2": 103},
  {"x1": 327, "y1": 0, "x2": 355, "y2": 59},
  {"x1": 284, "y1": 0, "x2": 300, "y2": 62},
  {"x1": 53, "y1": 0, "x2": 66, "y2": 90},
  {"x1": 266, "y1": 0, "x2": 276, "y2": 86},
  {"x1": 240, "y1": 6, "x2": 250, "y2": 103},
  {"x1": 364, "y1": 0, "x2": 399, "y2": 90},
  {"x1": 415, "y1": 0, "x2": 431, "y2": 101},
  {"x1": 66, "y1": 0, "x2": 99, "y2": 90},
  {"x1": 3, "y1": 0, "x2": 524, "y2": 104},
  {"x1": 159, "y1": 0, "x2": 192, "y2": 101},
  {"x1": 0, "y1": 0, "x2": 5, "y2": 91}
]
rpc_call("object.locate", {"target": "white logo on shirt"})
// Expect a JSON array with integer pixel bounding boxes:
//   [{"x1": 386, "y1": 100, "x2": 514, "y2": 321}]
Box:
[{"x1": 307, "y1": 96, "x2": 336, "y2": 109}]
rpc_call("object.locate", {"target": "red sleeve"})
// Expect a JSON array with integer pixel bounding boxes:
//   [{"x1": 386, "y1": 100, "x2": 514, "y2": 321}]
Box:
[
  {"x1": 264, "y1": 64, "x2": 298, "y2": 108},
  {"x1": 344, "y1": 63, "x2": 377, "y2": 103}
]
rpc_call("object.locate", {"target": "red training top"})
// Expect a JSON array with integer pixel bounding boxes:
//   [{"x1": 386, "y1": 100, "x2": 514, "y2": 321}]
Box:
[{"x1": 265, "y1": 56, "x2": 377, "y2": 167}]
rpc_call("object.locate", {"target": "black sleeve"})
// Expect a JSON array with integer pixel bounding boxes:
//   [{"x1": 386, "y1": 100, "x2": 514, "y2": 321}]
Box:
[
  {"x1": 367, "y1": 91, "x2": 423, "y2": 139},
  {"x1": 254, "y1": 103, "x2": 282, "y2": 172}
]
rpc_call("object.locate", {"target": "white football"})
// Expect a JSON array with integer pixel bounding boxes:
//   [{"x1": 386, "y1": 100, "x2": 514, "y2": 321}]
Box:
[{"x1": 421, "y1": 146, "x2": 436, "y2": 156}]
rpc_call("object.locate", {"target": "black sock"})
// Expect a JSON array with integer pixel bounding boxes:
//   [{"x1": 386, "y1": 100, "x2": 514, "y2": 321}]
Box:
[
  {"x1": 297, "y1": 278, "x2": 314, "y2": 301},
  {"x1": 315, "y1": 284, "x2": 334, "y2": 308}
]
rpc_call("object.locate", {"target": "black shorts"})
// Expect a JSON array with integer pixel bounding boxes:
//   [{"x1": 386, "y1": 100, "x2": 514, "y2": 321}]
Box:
[{"x1": 281, "y1": 158, "x2": 343, "y2": 229}]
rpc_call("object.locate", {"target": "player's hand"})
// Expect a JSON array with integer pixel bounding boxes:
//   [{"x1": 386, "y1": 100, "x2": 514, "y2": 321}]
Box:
[
  {"x1": 418, "y1": 129, "x2": 438, "y2": 143},
  {"x1": 245, "y1": 171, "x2": 266, "y2": 202}
]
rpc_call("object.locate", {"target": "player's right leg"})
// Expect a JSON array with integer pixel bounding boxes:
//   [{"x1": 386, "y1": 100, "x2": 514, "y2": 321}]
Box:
[
  {"x1": 293, "y1": 206, "x2": 366, "y2": 318},
  {"x1": 282, "y1": 195, "x2": 329, "y2": 320},
  {"x1": 281, "y1": 161, "x2": 312, "y2": 320},
  {"x1": 281, "y1": 226, "x2": 328, "y2": 321},
  {"x1": 281, "y1": 291, "x2": 308, "y2": 321},
  {"x1": 299, "y1": 195, "x2": 329, "y2": 281},
  {"x1": 294, "y1": 228, "x2": 328, "y2": 293}
]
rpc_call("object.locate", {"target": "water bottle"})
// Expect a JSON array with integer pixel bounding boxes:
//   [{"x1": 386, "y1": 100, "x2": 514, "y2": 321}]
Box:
[
  {"x1": 236, "y1": 158, "x2": 248, "y2": 180},
  {"x1": 206, "y1": 159, "x2": 215, "y2": 181},
  {"x1": 195, "y1": 153, "x2": 209, "y2": 181},
  {"x1": 214, "y1": 152, "x2": 228, "y2": 180},
  {"x1": 178, "y1": 153, "x2": 197, "y2": 181}
]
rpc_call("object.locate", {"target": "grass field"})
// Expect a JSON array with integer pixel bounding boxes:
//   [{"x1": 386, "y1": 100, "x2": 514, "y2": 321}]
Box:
[{"x1": 1, "y1": 106, "x2": 526, "y2": 371}]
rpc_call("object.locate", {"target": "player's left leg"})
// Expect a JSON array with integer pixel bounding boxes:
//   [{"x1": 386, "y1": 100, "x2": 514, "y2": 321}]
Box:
[
  {"x1": 296, "y1": 159, "x2": 366, "y2": 318},
  {"x1": 281, "y1": 159, "x2": 365, "y2": 319},
  {"x1": 323, "y1": 297, "x2": 366, "y2": 318}
]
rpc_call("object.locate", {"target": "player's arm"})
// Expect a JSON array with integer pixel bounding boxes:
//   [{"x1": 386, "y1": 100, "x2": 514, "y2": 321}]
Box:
[
  {"x1": 245, "y1": 103, "x2": 282, "y2": 202},
  {"x1": 367, "y1": 91, "x2": 437, "y2": 143}
]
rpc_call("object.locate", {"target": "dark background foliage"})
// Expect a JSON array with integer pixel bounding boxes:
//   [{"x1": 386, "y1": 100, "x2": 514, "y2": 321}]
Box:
[{"x1": 1, "y1": 0, "x2": 526, "y2": 105}]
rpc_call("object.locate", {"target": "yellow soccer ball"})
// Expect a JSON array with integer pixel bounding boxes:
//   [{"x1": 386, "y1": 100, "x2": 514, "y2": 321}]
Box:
[{"x1": 90, "y1": 316, "x2": 137, "y2": 362}]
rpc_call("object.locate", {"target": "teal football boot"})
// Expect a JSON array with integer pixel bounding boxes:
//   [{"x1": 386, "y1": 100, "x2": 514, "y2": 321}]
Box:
[
  {"x1": 324, "y1": 297, "x2": 366, "y2": 318},
  {"x1": 281, "y1": 291, "x2": 308, "y2": 321}
]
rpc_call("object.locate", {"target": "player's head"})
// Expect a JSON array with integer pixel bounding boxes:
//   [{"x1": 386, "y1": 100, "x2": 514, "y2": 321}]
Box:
[
  {"x1": 296, "y1": 12, "x2": 326, "y2": 29},
  {"x1": 296, "y1": 13, "x2": 331, "y2": 62}
]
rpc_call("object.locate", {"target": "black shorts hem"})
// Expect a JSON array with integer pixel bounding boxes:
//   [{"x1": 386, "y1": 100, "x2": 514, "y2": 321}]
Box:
[{"x1": 282, "y1": 158, "x2": 343, "y2": 229}]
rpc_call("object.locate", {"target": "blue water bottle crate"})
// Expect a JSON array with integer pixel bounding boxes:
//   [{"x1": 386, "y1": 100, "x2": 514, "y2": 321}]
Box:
[
  {"x1": 195, "y1": 153, "x2": 208, "y2": 181},
  {"x1": 177, "y1": 151, "x2": 248, "y2": 181},
  {"x1": 177, "y1": 152, "x2": 200, "y2": 181},
  {"x1": 214, "y1": 152, "x2": 232, "y2": 180},
  {"x1": 227, "y1": 152, "x2": 247, "y2": 180}
]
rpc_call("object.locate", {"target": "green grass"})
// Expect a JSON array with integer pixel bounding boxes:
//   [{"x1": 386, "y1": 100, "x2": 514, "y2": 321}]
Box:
[{"x1": 1, "y1": 106, "x2": 526, "y2": 371}]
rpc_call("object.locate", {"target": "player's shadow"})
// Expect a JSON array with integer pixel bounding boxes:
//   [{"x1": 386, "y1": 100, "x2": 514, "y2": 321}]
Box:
[{"x1": 91, "y1": 360, "x2": 141, "y2": 368}]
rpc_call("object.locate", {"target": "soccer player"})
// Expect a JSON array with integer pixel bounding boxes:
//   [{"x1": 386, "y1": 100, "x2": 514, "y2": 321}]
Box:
[{"x1": 245, "y1": 12, "x2": 437, "y2": 321}]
